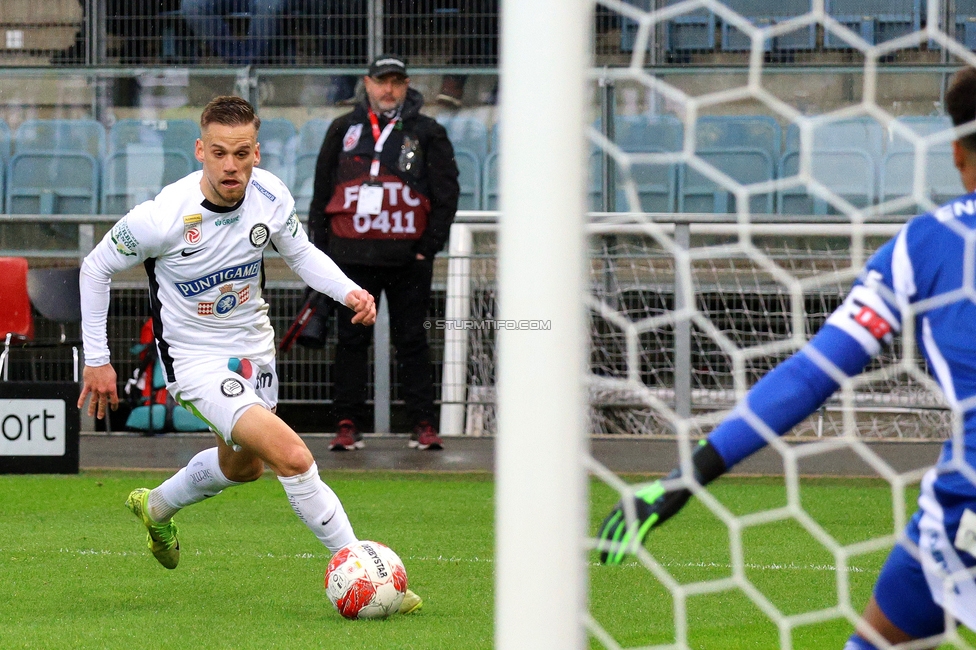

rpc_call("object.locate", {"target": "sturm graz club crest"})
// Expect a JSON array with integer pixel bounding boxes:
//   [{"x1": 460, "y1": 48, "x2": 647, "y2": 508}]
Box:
[
  {"x1": 197, "y1": 284, "x2": 250, "y2": 318},
  {"x1": 249, "y1": 223, "x2": 269, "y2": 247},
  {"x1": 221, "y1": 378, "x2": 245, "y2": 398}
]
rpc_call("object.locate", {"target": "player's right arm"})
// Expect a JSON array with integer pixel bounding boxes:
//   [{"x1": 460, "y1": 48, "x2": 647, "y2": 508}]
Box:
[
  {"x1": 598, "y1": 229, "x2": 911, "y2": 565},
  {"x1": 78, "y1": 204, "x2": 164, "y2": 418}
]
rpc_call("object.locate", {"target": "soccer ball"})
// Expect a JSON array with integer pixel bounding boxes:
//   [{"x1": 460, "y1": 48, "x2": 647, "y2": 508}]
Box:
[{"x1": 324, "y1": 540, "x2": 408, "y2": 619}]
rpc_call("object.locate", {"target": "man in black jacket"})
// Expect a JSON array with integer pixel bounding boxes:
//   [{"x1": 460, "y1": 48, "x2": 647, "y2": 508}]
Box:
[{"x1": 308, "y1": 54, "x2": 460, "y2": 451}]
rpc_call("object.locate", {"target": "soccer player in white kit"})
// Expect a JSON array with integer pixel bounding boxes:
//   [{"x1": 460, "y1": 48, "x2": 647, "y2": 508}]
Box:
[{"x1": 78, "y1": 96, "x2": 422, "y2": 614}]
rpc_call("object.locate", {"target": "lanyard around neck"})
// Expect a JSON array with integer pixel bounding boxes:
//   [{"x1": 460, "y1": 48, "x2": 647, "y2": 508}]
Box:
[{"x1": 366, "y1": 107, "x2": 399, "y2": 179}]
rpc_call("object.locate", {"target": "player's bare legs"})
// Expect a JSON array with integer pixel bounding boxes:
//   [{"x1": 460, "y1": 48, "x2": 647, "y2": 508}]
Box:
[{"x1": 228, "y1": 405, "x2": 314, "y2": 477}]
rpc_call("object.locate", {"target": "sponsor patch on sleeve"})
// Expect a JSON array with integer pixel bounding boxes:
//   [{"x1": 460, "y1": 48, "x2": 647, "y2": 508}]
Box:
[
  {"x1": 285, "y1": 208, "x2": 300, "y2": 238},
  {"x1": 110, "y1": 217, "x2": 139, "y2": 257}
]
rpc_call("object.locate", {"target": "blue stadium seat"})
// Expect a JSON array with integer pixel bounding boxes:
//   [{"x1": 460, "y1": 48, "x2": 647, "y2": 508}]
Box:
[
  {"x1": 679, "y1": 147, "x2": 775, "y2": 214},
  {"x1": 616, "y1": 153, "x2": 678, "y2": 213},
  {"x1": 887, "y1": 115, "x2": 954, "y2": 153},
  {"x1": 615, "y1": 114, "x2": 683, "y2": 152},
  {"x1": 785, "y1": 116, "x2": 885, "y2": 162},
  {"x1": 620, "y1": 0, "x2": 716, "y2": 53},
  {"x1": 437, "y1": 115, "x2": 489, "y2": 162},
  {"x1": 0, "y1": 120, "x2": 12, "y2": 168},
  {"x1": 258, "y1": 117, "x2": 298, "y2": 184},
  {"x1": 102, "y1": 150, "x2": 194, "y2": 214},
  {"x1": 16, "y1": 119, "x2": 106, "y2": 159},
  {"x1": 7, "y1": 152, "x2": 99, "y2": 214},
  {"x1": 881, "y1": 150, "x2": 965, "y2": 212},
  {"x1": 482, "y1": 151, "x2": 499, "y2": 210},
  {"x1": 453, "y1": 148, "x2": 482, "y2": 210},
  {"x1": 955, "y1": 0, "x2": 976, "y2": 49},
  {"x1": 108, "y1": 118, "x2": 199, "y2": 167},
  {"x1": 0, "y1": 120, "x2": 12, "y2": 213},
  {"x1": 824, "y1": 0, "x2": 921, "y2": 47},
  {"x1": 297, "y1": 118, "x2": 333, "y2": 158},
  {"x1": 291, "y1": 152, "x2": 319, "y2": 215},
  {"x1": 778, "y1": 149, "x2": 876, "y2": 214},
  {"x1": 721, "y1": 0, "x2": 814, "y2": 51},
  {"x1": 696, "y1": 115, "x2": 783, "y2": 161}
]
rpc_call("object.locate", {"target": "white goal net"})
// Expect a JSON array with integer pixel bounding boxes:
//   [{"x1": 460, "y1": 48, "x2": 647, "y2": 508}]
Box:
[{"x1": 494, "y1": 0, "x2": 976, "y2": 648}]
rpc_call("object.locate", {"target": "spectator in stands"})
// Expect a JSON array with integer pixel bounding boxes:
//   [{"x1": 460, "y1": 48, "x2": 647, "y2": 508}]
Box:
[
  {"x1": 306, "y1": 54, "x2": 460, "y2": 451},
  {"x1": 433, "y1": 0, "x2": 498, "y2": 108},
  {"x1": 181, "y1": 0, "x2": 287, "y2": 65}
]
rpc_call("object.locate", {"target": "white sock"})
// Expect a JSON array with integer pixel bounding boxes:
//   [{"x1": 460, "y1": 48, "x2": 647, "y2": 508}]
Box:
[
  {"x1": 149, "y1": 448, "x2": 240, "y2": 522},
  {"x1": 278, "y1": 462, "x2": 357, "y2": 553}
]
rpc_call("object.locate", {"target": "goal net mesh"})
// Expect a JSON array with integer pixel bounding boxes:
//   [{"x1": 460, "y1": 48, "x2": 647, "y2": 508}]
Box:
[{"x1": 481, "y1": 0, "x2": 976, "y2": 646}]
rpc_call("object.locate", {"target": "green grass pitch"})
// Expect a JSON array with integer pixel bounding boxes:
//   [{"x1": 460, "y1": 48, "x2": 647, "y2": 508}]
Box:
[{"x1": 0, "y1": 470, "x2": 972, "y2": 649}]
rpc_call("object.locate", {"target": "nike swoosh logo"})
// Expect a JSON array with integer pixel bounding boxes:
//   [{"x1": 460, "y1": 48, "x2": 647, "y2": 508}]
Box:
[{"x1": 181, "y1": 248, "x2": 206, "y2": 257}]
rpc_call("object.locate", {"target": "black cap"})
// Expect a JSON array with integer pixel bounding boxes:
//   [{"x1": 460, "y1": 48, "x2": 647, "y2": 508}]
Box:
[{"x1": 368, "y1": 54, "x2": 408, "y2": 79}]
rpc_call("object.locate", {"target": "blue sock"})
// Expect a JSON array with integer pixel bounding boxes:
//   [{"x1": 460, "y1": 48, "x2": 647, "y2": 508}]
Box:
[{"x1": 842, "y1": 635, "x2": 877, "y2": 650}]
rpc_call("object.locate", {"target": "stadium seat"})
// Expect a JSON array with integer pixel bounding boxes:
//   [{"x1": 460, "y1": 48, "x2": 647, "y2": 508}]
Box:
[
  {"x1": 824, "y1": 0, "x2": 922, "y2": 47},
  {"x1": 679, "y1": 147, "x2": 775, "y2": 214},
  {"x1": 102, "y1": 149, "x2": 194, "y2": 214},
  {"x1": 785, "y1": 116, "x2": 885, "y2": 163},
  {"x1": 721, "y1": 0, "x2": 815, "y2": 51},
  {"x1": 615, "y1": 114, "x2": 683, "y2": 152},
  {"x1": 620, "y1": 0, "x2": 716, "y2": 53},
  {"x1": 454, "y1": 148, "x2": 482, "y2": 210},
  {"x1": 297, "y1": 118, "x2": 333, "y2": 158},
  {"x1": 887, "y1": 115, "x2": 954, "y2": 153},
  {"x1": 0, "y1": 257, "x2": 32, "y2": 380},
  {"x1": 0, "y1": 120, "x2": 12, "y2": 167},
  {"x1": 695, "y1": 115, "x2": 783, "y2": 161},
  {"x1": 7, "y1": 152, "x2": 99, "y2": 215},
  {"x1": 482, "y1": 151, "x2": 499, "y2": 210},
  {"x1": 258, "y1": 117, "x2": 298, "y2": 184},
  {"x1": 437, "y1": 115, "x2": 489, "y2": 162},
  {"x1": 955, "y1": 0, "x2": 976, "y2": 50},
  {"x1": 25, "y1": 266, "x2": 82, "y2": 380},
  {"x1": 15, "y1": 119, "x2": 106, "y2": 159},
  {"x1": 489, "y1": 122, "x2": 500, "y2": 153},
  {"x1": 881, "y1": 150, "x2": 965, "y2": 212},
  {"x1": 291, "y1": 152, "x2": 319, "y2": 215},
  {"x1": 617, "y1": 154, "x2": 678, "y2": 214},
  {"x1": 108, "y1": 118, "x2": 199, "y2": 167},
  {"x1": 778, "y1": 149, "x2": 876, "y2": 214}
]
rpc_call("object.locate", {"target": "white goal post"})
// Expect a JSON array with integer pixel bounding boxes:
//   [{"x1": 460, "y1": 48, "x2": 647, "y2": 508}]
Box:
[{"x1": 495, "y1": 0, "x2": 590, "y2": 648}]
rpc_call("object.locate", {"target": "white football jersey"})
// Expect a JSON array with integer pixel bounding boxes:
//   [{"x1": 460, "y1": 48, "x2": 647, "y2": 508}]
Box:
[{"x1": 81, "y1": 168, "x2": 359, "y2": 378}]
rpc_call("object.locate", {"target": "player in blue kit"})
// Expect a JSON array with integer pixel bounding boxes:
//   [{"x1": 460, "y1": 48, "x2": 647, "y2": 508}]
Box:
[{"x1": 597, "y1": 68, "x2": 976, "y2": 647}]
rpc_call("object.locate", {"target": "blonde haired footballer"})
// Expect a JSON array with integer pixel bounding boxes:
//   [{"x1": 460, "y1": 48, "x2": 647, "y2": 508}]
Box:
[{"x1": 78, "y1": 96, "x2": 421, "y2": 614}]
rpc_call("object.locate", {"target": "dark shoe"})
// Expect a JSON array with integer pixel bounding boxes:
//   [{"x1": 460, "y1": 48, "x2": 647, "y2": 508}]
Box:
[
  {"x1": 329, "y1": 419, "x2": 364, "y2": 451},
  {"x1": 409, "y1": 421, "x2": 443, "y2": 451}
]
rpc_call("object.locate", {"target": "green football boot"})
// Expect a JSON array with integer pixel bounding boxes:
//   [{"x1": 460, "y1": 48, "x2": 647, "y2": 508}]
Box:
[
  {"x1": 125, "y1": 488, "x2": 180, "y2": 570},
  {"x1": 399, "y1": 589, "x2": 423, "y2": 615}
]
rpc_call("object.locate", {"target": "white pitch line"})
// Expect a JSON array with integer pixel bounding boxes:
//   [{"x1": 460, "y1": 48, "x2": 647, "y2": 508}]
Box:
[{"x1": 36, "y1": 549, "x2": 867, "y2": 573}]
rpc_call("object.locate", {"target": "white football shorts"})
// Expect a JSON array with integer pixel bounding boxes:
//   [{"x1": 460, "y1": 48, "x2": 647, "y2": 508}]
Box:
[{"x1": 166, "y1": 355, "x2": 278, "y2": 448}]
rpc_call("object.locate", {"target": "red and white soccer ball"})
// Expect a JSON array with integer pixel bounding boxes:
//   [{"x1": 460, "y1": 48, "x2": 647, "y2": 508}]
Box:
[{"x1": 325, "y1": 540, "x2": 408, "y2": 619}]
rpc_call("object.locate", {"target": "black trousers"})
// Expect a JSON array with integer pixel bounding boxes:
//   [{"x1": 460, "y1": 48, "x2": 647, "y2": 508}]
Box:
[{"x1": 334, "y1": 259, "x2": 436, "y2": 431}]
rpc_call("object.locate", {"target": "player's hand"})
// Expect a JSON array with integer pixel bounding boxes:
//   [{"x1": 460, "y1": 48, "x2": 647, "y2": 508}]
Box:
[
  {"x1": 345, "y1": 289, "x2": 376, "y2": 326},
  {"x1": 597, "y1": 470, "x2": 692, "y2": 565},
  {"x1": 78, "y1": 364, "x2": 120, "y2": 420}
]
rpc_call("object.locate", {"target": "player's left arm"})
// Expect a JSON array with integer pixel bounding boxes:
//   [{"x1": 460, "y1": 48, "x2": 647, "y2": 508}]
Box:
[
  {"x1": 598, "y1": 232, "x2": 910, "y2": 564},
  {"x1": 270, "y1": 199, "x2": 376, "y2": 326}
]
